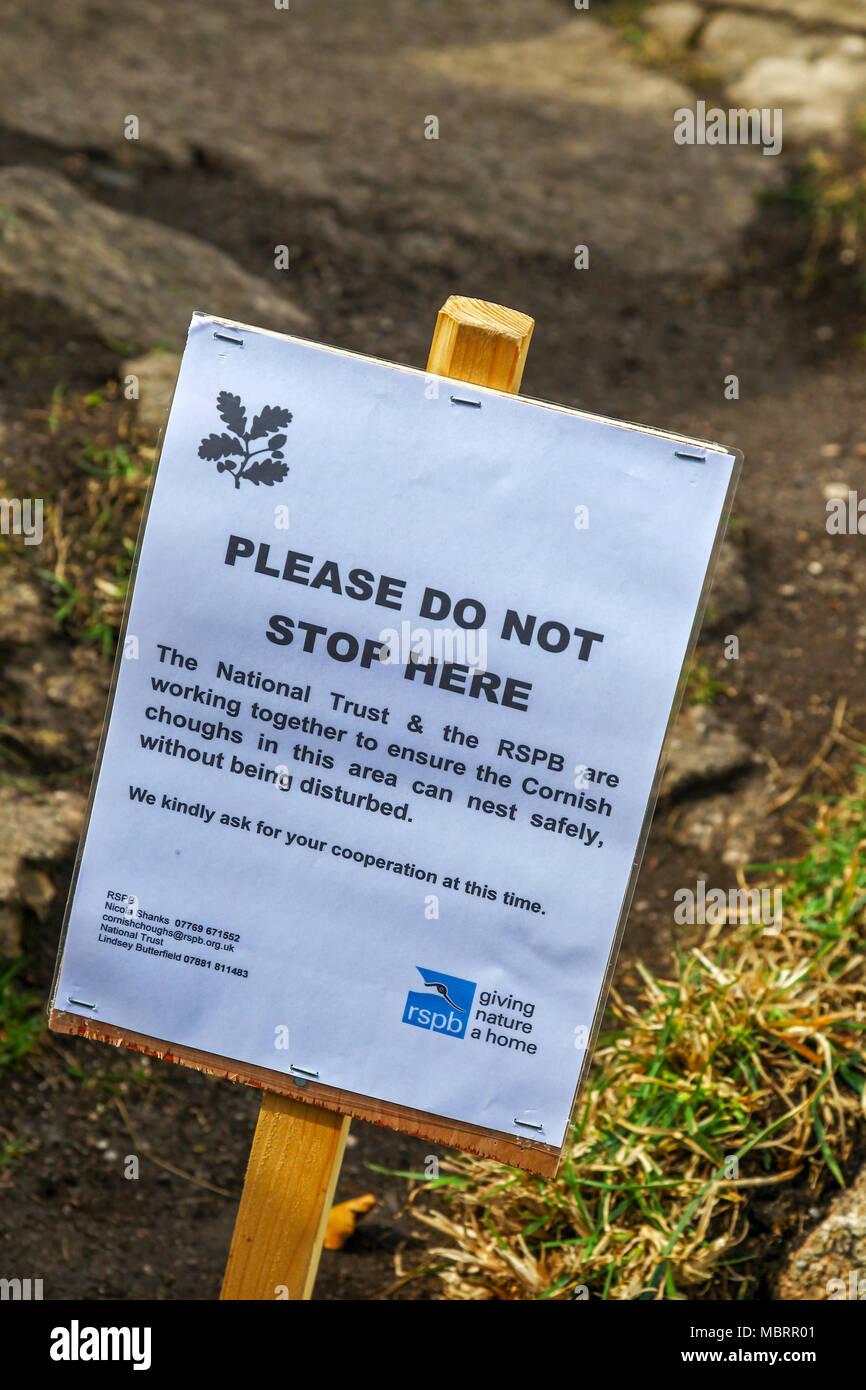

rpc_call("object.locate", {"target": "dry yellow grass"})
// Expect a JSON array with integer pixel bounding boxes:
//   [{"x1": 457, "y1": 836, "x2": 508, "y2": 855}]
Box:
[{"x1": 408, "y1": 774, "x2": 866, "y2": 1299}]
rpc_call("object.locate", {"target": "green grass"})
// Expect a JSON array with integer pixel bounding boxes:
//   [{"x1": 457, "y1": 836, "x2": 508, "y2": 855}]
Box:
[
  {"x1": 410, "y1": 765, "x2": 866, "y2": 1299},
  {"x1": 72, "y1": 443, "x2": 138, "y2": 479},
  {"x1": 1, "y1": 377, "x2": 152, "y2": 662},
  {"x1": 61, "y1": 1055, "x2": 153, "y2": 1094},
  {"x1": 36, "y1": 568, "x2": 122, "y2": 659},
  {"x1": 0, "y1": 961, "x2": 45, "y2": 1070},
  {"x1": 762, "y1": 142, "x2": 866, "y2": 291},
  {"x1": 46, "y1": 382, "x2": 65, "y2": 434},
  {"x1": 685, "y1": 656, "x2": 727, "y2": 705}
]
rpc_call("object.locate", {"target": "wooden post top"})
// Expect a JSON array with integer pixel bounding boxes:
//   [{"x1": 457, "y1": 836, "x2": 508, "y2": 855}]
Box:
[{"x1": 426, "y1": 295, "x2": 534, "y2": 395}]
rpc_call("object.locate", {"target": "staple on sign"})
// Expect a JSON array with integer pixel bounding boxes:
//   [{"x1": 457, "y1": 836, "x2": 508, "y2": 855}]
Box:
[{"x1": 213, "y1": 332, "x2": 244, "y2": 347}]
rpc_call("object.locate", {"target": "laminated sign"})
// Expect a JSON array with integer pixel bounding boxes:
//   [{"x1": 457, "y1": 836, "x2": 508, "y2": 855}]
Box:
[{"x1": 51, "y1": 313, "x2": 741, "y2": 1174}]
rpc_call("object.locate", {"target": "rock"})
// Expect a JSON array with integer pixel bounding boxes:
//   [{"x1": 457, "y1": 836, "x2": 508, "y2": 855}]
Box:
[
  {"x1": 643, "y1": 3, "x2": 704, "y2": 50},
  {"x1": 0, "y1": 789, "x2": 87, "y2": 876},
  {"x1": 0, "y1": 569, "x2": 110, "y2": 768},
  {"x1": 122, "y1": 351, "x2": 182, "y2": 438},
  {"x1": 733, "y1": 0, "x2": 866, "y2": 33},
  {"x1": 3, "y1": 645, "x2": 109, "y2": 769},
  {"x1": 0, "y1": 905, "x2": 24, "y2": 960},
  {"x1": 698, "y1": 13, "x2": 803, "y2": 82},
  {"x1": 0, "y1": 788, "x2": 87, "y2": 959},
  {"x1": 16, "y1": 866, "x2": 57, "y2": 919},
  {"x1": 730, "y1": 46, "x2": 866, "y2": 144},
  {"x1": 40, "y1": 648, "x2": 109, "y2": 726},
  {"x1": 671, "y1": 774, "x2": 772, "y2": 864},
  {"x1": 661, "y1": 703, "x2": 753, "y2": 798},
  {"x1": 702, "y1": 537, "x2": 752, "y2": 633},
  {"x1": 691, "y1": 9, "x2": 866, "y2": 145},
  {"x1": 416, "y1": 21, "x2": 690, "y2": 111},
  {"x1": 0, "y1": 569, "x2": 100, "y2": 957},
  {"x1": 410, "y1": 20, "x2": 781, "y2": 275},
  {"x1": 776, "y1": 1166, "x2": 866, "y2": 1300},
  {"x1": 0, "y1": 576, "x2": 52, "y2": 648},
  {"x1": 0, "y1": 167, "x2": 306, "y2": 351},
  {"x1": 0, "y1": 5, "x2": 782, "y2": 279}
]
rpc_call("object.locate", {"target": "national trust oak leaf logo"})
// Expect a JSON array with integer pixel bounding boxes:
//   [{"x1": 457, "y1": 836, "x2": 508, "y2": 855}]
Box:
[{"x1": 198, "y1": 391, "x2": 292, "y2": 490}]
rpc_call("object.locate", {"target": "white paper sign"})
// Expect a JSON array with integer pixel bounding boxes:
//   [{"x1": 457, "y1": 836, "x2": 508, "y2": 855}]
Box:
[{"x1": 52, "y1": 313, "x2": 739, "y2": 1150}]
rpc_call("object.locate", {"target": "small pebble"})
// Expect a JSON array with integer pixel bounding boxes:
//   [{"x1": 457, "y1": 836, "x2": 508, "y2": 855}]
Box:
[
  {"x1": 820, "y1": 443, "x2": 842, "y2": 459},
  {"x1": 823, "y1": 481, "x2": 849, "y2": 501},
  {"x1": 807, "y1": 561, "x2": 823, "y2": 576},
  {"x1": 778, "y1": 584, "x2": 797, "y2": 598}
]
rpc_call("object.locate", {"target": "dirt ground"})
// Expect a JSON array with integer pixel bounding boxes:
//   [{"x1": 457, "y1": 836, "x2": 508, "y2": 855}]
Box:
[{"x1": 1, "y1": 0, "x2": 865, "y2": 1300}]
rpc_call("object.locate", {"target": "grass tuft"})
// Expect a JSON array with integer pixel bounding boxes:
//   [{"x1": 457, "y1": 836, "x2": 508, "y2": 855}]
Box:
[
  {"x1": 0, "y1": 961, "x2": 45, "y2": 1070},
  {"x1": 1, "y1": 379, "x2": 153, "y2": 659},
  {"x1": 410, "y1": 767, "x2": 866, "y2": 1299}
]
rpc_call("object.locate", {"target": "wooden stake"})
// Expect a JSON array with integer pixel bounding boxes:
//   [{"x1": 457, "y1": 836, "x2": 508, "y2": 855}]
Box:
[
  {"x1": 427, "y1": 296, "x2": 534, "y2": 393},
  {"x1": 220, "y1": 1092, "x2": 349, "y2": 1300},
  {"x1": 220, "y1": 294, "x2": 535, "y2": 1301}
]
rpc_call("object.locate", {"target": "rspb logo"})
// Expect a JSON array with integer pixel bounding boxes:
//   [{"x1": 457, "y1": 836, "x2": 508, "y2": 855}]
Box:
[{"x1": 402, "y1": 966, "x2": 476, "y2": 1039}]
